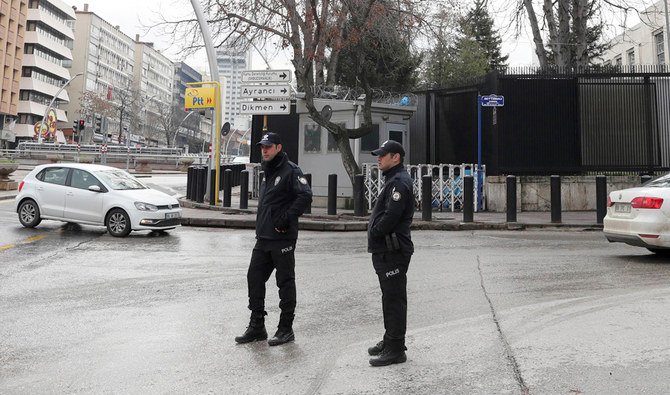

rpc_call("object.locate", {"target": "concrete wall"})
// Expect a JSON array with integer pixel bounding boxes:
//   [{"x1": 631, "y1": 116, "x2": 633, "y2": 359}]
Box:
[{"x1": 486, "y1": 175, "x2": 645, "y2": 212}]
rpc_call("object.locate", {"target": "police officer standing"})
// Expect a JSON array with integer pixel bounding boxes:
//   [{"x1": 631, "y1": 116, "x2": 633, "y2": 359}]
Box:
[
  {"x1": 235, "y1": 132, "x2": 312, "y2": 346},
  {"x1": 366, "y1": 140, "x2": 414, "y2": 366}
]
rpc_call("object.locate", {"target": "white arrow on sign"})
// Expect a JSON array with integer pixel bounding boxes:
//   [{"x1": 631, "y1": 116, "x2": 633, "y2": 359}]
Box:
[
  {"x1": 240, "y1": 85, "x2": 291, "y2": 99},
  {"x1": 240, "y1": 101, "x2": 290, "y2": 115},
  {"x1": 241, "y1": 70, "x2": 292, "y2": 83}
]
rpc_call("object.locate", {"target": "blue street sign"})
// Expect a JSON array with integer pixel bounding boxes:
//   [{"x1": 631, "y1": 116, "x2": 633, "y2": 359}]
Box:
[{"x1": 480, "y1": 95, "x2": 505, "y2": 107}]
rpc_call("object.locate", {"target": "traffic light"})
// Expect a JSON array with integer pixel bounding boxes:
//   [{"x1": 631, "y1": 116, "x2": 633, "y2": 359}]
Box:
[
  {"x1": 78, "y1": 119, "x2": 85, "y2": 132},
  {"x1": 94, "y1": 115, "x2": 102, "y2": 133},
  {"x1": 73, "y1": 120, "x2": 78, "y2": 131}
]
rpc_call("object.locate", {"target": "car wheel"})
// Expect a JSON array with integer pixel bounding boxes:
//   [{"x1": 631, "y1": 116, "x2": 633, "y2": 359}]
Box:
[
  {"x1": 18, "y1": 199, "x2": 42, "y2": 228},
  {"x1": 106, "y1": 208, "x2": 131, "y2": 237},
  {"x1": 646, "y1": 248, "x2": 670, "y2": 255}
]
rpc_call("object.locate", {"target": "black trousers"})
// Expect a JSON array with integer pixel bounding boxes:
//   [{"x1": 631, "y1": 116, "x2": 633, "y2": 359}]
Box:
[
  {"x1": 372, "y1": 252, "x2": 412, "y2": 344},
  {"x1": 247, "y1": 240, "x2": 297, "y2": 328}
]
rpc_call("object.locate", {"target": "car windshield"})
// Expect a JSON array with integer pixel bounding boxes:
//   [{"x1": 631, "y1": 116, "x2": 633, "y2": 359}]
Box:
[
  {"x1": 649, "y1": 174, "x2": 670, "y2": 188},
  {"x1": 94, "y1": 169, "x2": 147, "y2": 190}
]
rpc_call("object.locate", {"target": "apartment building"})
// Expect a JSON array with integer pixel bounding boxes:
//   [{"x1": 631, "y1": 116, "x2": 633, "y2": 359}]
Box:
[
  {"x1": 14, "y1": 0, "x2": 75, "y2": 144},
  {"x1": 601, "y1": 0, "x2": 669, "y2": 66},
  {"x1": 133, "y1": 35, "x2": 173, "y2": 146},
  {"x1": 0, "y1": 0, "x2": 27, "y2": 147},
  {"x1": 64, "y1": 3, "x2": 135, "y2": 144},
  {"x1": 216, "y1": 43, "x2": 251, "y2": 131}
]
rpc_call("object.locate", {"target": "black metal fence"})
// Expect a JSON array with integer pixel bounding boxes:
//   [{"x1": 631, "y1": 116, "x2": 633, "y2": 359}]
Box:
[{"x1": 413, "y1": 65, "x2": 670, "y2": 175}]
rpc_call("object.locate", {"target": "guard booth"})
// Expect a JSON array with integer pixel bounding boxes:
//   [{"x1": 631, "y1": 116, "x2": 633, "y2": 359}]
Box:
[{"x1": 295, "y1": 98, "x2": 416, "y2": 198}]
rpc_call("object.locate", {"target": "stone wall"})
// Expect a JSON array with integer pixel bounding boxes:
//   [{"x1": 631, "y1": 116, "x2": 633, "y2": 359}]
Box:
[{"x1": 486, "y1": 175, "x2": 645, "y2": 212}]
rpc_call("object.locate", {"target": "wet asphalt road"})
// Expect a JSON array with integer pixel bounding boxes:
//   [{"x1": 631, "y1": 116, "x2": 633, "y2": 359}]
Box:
[{"x1": 2, "y1": 199, "x2": 670, "y2": 394}]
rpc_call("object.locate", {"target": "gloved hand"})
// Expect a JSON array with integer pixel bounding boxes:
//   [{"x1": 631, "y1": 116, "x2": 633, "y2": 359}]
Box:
[{"x1": 273, "y1": 212, "x2": 290, "y2": 232}]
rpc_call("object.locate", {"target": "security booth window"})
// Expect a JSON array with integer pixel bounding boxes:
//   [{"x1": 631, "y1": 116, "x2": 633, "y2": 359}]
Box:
[
  {"x1": 304, "y1": 124, "x2": 321, "y2": 153},
  {"x1": 360, "y1": 124, "x2": 380, "y2": 152},
  {"x1": 389, "y1": 130, "x2": 404, "y2": 145}
]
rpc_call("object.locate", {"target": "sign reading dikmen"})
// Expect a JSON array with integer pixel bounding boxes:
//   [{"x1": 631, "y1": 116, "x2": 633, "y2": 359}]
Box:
[
  {"x1": 240, "y1": 101, "x2": 290, "y2": 115},
  {"x1": 185, "y1": 87, "x2": 217, "y2": 109}
]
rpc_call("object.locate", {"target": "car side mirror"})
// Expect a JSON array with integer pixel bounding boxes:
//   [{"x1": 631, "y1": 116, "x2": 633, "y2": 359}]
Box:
[{"x1": 88, "y1": 185, "x2": 102, "y2": 192}]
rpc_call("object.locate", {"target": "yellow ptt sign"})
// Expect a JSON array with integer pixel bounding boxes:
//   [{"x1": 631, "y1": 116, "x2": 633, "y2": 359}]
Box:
[{"x1": 185, "y1": 87, "x2": 217, "y2": 109}]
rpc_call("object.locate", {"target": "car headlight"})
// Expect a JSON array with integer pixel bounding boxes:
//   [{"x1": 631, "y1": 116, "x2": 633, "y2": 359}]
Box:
[{"x1": 134, "y1": 202, "x2": 158, "y2": 211}]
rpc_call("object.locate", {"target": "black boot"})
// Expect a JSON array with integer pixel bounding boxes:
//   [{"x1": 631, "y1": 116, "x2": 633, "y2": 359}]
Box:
[
  {"x1": 369, "y1": 340, "x2": 407, "y2": 367},
  {"x1": 368, "y1": 340, "x2": 385, "y2": 356},
  {"x1": 235, "y1": 311, "x2": 267, "y2": 344},
  {"x1": 268, "y1": 327, "x2": 294, "y2": 346}
]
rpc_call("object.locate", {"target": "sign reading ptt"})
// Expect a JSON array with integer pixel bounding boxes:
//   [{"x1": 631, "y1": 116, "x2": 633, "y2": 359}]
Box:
[{"x1": 185, "y1": 87, "x2": 217, "y2": 109}]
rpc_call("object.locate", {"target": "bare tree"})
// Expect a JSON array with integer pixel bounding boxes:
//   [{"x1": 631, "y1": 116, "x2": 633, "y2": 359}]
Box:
[{"x1": 154, "y1": 0, "x2": 433, "y2": 185}]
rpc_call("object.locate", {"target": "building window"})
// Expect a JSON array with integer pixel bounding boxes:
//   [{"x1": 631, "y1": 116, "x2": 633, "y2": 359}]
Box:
[
  {"x1": 614, "y1": 56, "x2": 622, "y2": 66},
  {"x1": 655, "y1": 31, "x2": 665, "y2": 65},
  {"x1": 304, "y1": 124, "x2": 321, "y2": 153},
  {"x1": 627, "y1": 49, "x2": 635, "y2": 65},
  {"x1": 361, "y1": 124, "x2": 381, "y2": 152}
]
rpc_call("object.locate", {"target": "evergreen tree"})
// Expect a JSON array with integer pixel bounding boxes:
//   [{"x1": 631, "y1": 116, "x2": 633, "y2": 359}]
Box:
[{"x1": 460, "y1": 0, "x2": 508, "y2": 70}]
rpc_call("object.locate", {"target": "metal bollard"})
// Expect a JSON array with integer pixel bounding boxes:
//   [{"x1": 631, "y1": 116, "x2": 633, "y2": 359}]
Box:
[
  {"x1": 354, "y1": 174, "x2": 367, "y2": 217},
  {"x1": 186, "y1": 167, "x2": 194, "y2": 200},
  {"x1": 240, "y1": 170, "x2": 249, "y2": 209},
  {"x1": 596, "y1": 175, "x2": 607, "y2": 224},
  {"x1": 222, "y1": 169, "x2": 232, "y2": 207},
  {"x1": 328, "y1": 174, "x2": 337, "y2": 215},
  {"x1": 641, "y1": 174, "x2": 652, "y2": 185},
  {"x1": 550, "y1": 175, "x2": 561, "y2": 223},
  {"x1": 209, "y1": 168, "x2": 216, "y2": 205},
  {"x1": 422, "y1": 175, "x2": 432, "y2": 221},
  {"x1": 195, "y1": 167, "x2": 206, "y2": 203},
  {"x1": 506, "y1": 175, "x2": 517, "y2": 223},
  {"x1": 303, "y1": 174, "x2": 312, "y2": 214},
  {"x1": 463, "y1": 176, "x2": 474, "y2": 223}
]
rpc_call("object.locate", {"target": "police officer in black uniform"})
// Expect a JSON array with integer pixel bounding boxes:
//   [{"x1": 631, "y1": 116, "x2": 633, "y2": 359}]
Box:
[
  {"x1": 235, "y1": 132, "x2": 312, "y2": 346},
  {"x1": 366, "y1": 140, "x2": 414, "y2": 366}
]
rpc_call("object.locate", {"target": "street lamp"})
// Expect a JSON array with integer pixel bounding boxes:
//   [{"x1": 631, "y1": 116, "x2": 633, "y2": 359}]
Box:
[
  {"x1": 38, "y1": 72, "x2": 83, "y2": 144},
  {"x1": 172, "y1": 110, "x2": 197, "y2": 147}
]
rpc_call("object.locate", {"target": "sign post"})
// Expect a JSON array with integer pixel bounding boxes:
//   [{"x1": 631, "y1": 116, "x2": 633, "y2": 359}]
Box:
[
  {"x1": 477, "y1": 94, "x2": 504, "y2": 212},
  {"x1": 240, "y1": 70, "x2": 293, "y2": 131},
  {"x1": 186, "y1": 82, "x2": 222, "y2": 206}
]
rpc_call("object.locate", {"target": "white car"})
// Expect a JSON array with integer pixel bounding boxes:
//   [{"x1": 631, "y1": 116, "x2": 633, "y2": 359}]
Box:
[
  {"x1": 604, "y1": 174, "x2": 670, "y2": 253},
  {"x1": 15, "y1": 163, "x2": 182, "y2": 237}
]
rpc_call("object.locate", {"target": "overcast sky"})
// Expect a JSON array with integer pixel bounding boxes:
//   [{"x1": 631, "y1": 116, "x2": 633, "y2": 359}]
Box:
[{"x1": 63, "y1": 0, "x2": 538, "y2": 74}]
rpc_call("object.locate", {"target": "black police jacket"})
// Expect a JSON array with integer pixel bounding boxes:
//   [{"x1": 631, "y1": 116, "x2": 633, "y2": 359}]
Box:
[
  {"x1": 256, "y1": 152, "x2": 312, "y2": 241},
  {"x1": 367, "y1": 164, "x2": 414, "y2": 254}
]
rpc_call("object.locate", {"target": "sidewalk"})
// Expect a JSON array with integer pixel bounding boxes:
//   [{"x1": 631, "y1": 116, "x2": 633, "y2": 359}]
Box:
[
  {"x1": 178, "y1": 194, "x2": 604, "y2": 231},
  {"x1": 2, "y1": 177, "x2": 603, "y2": 231}
]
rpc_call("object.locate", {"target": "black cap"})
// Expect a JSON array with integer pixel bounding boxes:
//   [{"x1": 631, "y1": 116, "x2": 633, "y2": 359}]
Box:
[
  {"x1": 256, "y1": 132, "x2": 282, "y2": 146},
  {"x1": 371, "y1": 140, "x2": 405, "y2": 157}
]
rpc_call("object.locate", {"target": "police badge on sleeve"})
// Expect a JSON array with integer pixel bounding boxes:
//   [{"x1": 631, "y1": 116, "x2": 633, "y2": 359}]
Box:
[
  {"x1": 298, "y1": 176, "x2": 308, "y2": 185},
  {"x1": 391, "y1": 187, "x2": 401, "y2": 201}
]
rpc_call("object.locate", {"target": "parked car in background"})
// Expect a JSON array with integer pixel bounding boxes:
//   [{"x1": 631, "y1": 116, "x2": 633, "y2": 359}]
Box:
[
  {"x1": 15, "y1": 163, "x2": 181, "y2": 237},
  {"x1": 604, "y1": 174, "x2": 670, "y2": 254}
]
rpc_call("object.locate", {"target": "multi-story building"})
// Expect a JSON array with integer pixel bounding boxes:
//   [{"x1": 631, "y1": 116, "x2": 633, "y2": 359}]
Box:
[
  {"x1": 14, "y1": 0, "x2": 75, "y2": 144},
  {"x1": 64, "y1": 3, "x2": 135, "y2": 144},
  {"x1": 0, "y1": 0, "x2": 28, "y2": 147},
  {"x1": 133, "y1": 35, "x2": 173, "y2": 146},
  {"x1": 216, "y1": 43, "x2": 251, "y2": 131},
  {"x1": 601, "y1": 1, "x2": 669, "y2": 66}
]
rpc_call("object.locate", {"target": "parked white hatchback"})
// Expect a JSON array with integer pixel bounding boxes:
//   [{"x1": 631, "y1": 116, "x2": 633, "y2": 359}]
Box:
[
  {"x1": 604, "y1": 174, "x2": 670, "y2": 253},
  {"x1": 15, "y1": 163, "x2": 182, "y2": 237}
]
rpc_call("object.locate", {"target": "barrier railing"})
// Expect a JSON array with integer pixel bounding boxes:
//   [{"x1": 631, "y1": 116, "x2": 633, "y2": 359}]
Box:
[{"x1": 363, "y1": 163, "x2": 486, "y2": 212}]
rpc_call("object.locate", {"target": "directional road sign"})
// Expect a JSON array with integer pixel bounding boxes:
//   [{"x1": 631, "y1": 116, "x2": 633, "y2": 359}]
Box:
[
  {"x1": 241, "y1": 70, "x2": 292, "y2": 83},
  {"x1": 240, "y1": 101, "x2": 290, "y2": 115},
  {"x1": 240, "y1": 85, "x2": 291, "y2": 100},
  {"x1": 480, "y1": 94, "x2": 504, "y2": 107}
]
